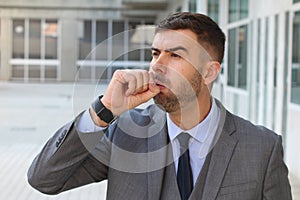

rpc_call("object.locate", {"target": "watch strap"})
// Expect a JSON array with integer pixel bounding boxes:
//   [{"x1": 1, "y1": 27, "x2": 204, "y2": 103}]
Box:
[{"x1": 91, "y1": 95, "x2": 115, "y2": 124}]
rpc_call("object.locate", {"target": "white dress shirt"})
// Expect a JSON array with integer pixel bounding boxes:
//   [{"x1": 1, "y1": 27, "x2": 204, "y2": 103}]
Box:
[
  {"x1": 77, "y1": 98, "x2": 220, "y2": 185},
  {"x1": 167, "y1": 98, "x2": 220, "y2": 185}
]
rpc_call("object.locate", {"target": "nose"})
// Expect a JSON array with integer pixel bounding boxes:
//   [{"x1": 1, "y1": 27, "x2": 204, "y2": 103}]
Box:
[{"x1": 150, "y1": 53, "x2": 167, "y2": 74}]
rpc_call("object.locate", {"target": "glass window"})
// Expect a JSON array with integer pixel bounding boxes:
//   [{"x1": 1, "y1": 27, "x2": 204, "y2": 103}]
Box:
[
  {"x1": 12, "y1": 65, "x2": 24, "y2": 78},
  {"x1": 291, "y1": 11, "x2": 300, "y2": 104},
  {"x1": 228, "y1": 29, "x2": 237, "y2": 87},
  {"x1": 227, "y1": 25, "x2": 248, "y2": 89},
  {"x1": 128, "y1": 21, "x2": 142, "y2": 61},
  {"x1": 77, "y1": 19, "x2": 154, "y2": 81},
  {"x1": 44, "y1": 20, "x2": 58, "y2": 59},
  {"x1": 144, "y1": 22, "x2": 155, "y2": 62},
  {"x1": 29, "y1": 19, "x2": 41, "y2": 59},
  {"x1": 78, "y1": 66, "x2": 92, "y2": 79},
  {"x1": 208, "y1": 0, "x2": 219, "y2": 23},
  {"x1": 29, "y1": 65, "x2": 40, "y2": 78},
  {"x1": 12, "y1": 19, "x2": 59, "y2": 81},
  {"x1": 229, "y1": 0, "x2": 238, "y2": 22},
  {"x1": 127, "y1": 22, "x2": 155, "y2": 65},
  {"x1": 95, "y1": 67, "x2": 108, "y2": 80},
  {"x1": 189, "y1": 0, "x2": 197, "y2": 13},
  {"x1": 238, "y1": 26, "x2": 247, "y2": 88},
  {"x1": 96, "y1": 21, "x2": 108, "y2": 60},
  {"x1": 240, "y1": 0, "x2": 248, "y2": 19},
  {"x1": 264, "y1": 18, "x2": 269, "y2": 85},
  {"x1": 229, "y1": 0, "x2": 248, "y2": 23},
  {"x1": 45, "y1": 65, "x2": 57, "y2": 79},
  {"x1": 13, "y1": 20, "x2": 25, "y2": 58},
  {"x1": 112, "y1": 21, "x2": 124, "y2": 61},
  {"x1": 79, "y1": 21, "x2": 92, "y2": 60}
]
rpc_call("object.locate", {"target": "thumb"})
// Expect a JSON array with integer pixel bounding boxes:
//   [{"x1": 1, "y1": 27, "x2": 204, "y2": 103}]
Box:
[
  {"x1": 148, "y1": 81, "x2": 160, "y2": 95},
  {"x1": 148, "y1": 71, "x2": 160, "y2": 95},
  {"x1": 136, "y1": 87, "x2": 160, "y2": 104}
]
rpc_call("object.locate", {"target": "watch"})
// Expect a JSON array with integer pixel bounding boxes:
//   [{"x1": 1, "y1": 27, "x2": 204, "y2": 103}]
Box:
[{"x1": 91, "y1": 95, "x2": 115, "y2": 124}]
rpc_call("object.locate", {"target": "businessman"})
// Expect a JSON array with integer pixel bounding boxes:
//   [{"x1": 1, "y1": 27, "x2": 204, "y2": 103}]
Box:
[{"x1": 28, "y1": 12, "x2": 292, "y2": 200}]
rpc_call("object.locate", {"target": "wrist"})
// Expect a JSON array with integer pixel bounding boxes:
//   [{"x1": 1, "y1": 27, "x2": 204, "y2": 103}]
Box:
[
  {"x1": 100, "y1": 95, "x2": 112, "y2": 112},
  {"x1": 91, "y1": 95, "x2": 116, "y2": 124},
  {"x1": 89, "y1": 108, "x2": 109, "y2": 127}
]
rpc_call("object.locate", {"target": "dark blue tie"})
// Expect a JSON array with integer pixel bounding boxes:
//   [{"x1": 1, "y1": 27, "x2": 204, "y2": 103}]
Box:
[{"x1": 177, "y1": 132, "x2": 193, "y2": 200}]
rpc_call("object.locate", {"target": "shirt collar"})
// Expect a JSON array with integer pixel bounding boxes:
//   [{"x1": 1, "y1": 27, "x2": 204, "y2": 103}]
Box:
[{"x1": 167, "y1": 98, "x2": 219, "y2": 143}]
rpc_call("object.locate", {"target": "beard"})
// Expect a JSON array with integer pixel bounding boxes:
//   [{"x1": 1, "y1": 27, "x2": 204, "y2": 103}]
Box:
[{"x1": 153, "y1": 71, "x2": 202, "y2": 113}]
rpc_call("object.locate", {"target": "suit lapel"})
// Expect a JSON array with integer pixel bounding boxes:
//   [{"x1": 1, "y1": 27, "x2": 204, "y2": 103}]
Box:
[
  {"x1": 200, "y1": 101, "x2": 238, "y2": 200},
  {"x1": 201, "y1": 131, "x2": 237, "y2": 199}
]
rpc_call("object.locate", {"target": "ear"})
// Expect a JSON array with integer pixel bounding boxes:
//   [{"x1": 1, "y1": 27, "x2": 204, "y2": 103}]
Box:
[{"x1": 202, "y1": 61, "x2": 221, "y2": 85}]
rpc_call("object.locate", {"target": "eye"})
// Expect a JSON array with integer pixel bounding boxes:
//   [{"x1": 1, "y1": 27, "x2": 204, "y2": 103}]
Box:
[
  {"x1": 171, "y1": 53, "x2": 181, "y2": 58},
  {"x1": 151, "y1": 51, "x2": 159, "y2": 57}
]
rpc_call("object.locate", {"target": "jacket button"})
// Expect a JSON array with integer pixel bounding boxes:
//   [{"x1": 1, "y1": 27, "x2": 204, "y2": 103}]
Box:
[
  {"x1": 62, "y1": 130, "x2": 67, "y2": 137},
  {"x1": 56, "y1": 141, "x2": 60, "y2": 147}
]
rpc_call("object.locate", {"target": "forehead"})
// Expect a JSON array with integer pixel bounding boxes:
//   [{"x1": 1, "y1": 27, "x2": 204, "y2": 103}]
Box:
[{"x1": 152, "y1": 29, "x2": 199, "y2": 50}]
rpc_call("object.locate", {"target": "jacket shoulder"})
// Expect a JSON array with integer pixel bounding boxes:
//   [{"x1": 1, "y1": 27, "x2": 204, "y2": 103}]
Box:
[{"x1": 228, "y1": 112, "x2": 280, "y2": 144}]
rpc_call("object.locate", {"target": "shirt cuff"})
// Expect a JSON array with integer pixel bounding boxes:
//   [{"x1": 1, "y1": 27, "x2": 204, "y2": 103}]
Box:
[{"x1": 76, "y1": 108, "x2": 106, "y2": 133}]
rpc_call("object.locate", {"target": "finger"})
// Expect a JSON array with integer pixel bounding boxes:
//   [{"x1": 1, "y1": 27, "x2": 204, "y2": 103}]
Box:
[
  {"x1": 124, "y1": 73, "x2": 137, "y2": 96},
  {"x1": 142, "y1": 71, "x2": 149, "y2": 92},
  {"x1": 149, "y1": 72, "x2": 160, "y2": 93},
  {"x1": 133, "y1": 70, "x2": 150, "y2": 94},
  {"x1": 149, "y1": 71, "x2": 155, "y2": 85},
  {"x1": 134, "y1": 71, "x2": 144, "y2": 94},
  {"x1": 134, "y1": 87, "x2": 160, "y2": 105}
]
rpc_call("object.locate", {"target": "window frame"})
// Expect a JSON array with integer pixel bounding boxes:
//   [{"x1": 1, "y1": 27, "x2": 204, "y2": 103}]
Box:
[{"x1": 11, "y1": 18, "x2": 60, "y2": 82}]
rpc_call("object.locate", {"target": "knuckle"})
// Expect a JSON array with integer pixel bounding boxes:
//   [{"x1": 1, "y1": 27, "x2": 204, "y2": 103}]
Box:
[{"x1": 113, "y1": 69, "x2": 123, "y2": 78}]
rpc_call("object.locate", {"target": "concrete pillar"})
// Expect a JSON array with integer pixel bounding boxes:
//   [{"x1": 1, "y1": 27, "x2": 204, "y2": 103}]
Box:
[
  {"x1": 197, "y1": 0, "x2": 207, "y2": 14},
  {"x1": 60, "y1": 19, "x2": 78, "y2": 82},
  {"x1": 0, "y1": 18, "x2": 12, "y2": 81}
]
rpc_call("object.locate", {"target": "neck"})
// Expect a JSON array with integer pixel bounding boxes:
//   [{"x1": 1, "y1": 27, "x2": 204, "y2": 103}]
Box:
[{"x1": 168, "y1": 94, "x2": 212, "y2": 130}]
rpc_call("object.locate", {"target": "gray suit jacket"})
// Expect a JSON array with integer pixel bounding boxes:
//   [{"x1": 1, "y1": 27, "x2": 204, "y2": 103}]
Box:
[{"x1": 28, "y1": 100, "x2": 292, "y2": 200}]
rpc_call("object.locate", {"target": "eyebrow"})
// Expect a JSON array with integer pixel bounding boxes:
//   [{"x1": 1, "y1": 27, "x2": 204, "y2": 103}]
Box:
[{"x1": 151, "y1": 46, "x2": 189, "y2": 54}]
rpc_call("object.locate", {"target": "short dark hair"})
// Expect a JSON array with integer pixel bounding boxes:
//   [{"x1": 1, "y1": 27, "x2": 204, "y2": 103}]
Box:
[{"x1": 156, "y1": 12, "x2": 225, "y2": 63}]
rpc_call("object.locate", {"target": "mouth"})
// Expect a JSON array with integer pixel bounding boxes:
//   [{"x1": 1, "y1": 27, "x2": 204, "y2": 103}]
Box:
[
  {"x1": 154, "y1": 80, "x2": 167, "y2": 90},
  {"x1": 153, "y1": 74, "x2": 169, "y2": 90}
]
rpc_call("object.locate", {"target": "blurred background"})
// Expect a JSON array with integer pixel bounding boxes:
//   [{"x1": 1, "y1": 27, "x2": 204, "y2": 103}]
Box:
[{"x1": 0, "y1": 0, "x2": 299, "y2": 199}]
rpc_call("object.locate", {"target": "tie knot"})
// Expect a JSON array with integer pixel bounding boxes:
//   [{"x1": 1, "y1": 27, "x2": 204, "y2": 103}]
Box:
[{"x1": 177, "y1": 132, "x2": 190, "y2": 153}]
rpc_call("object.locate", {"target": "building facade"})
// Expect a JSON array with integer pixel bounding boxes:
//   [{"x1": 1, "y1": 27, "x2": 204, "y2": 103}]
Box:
[
  {"x1": 0, "y1": 0, "x2": 184, "y2": 82},
  {"x1": 195, "y1": 0, "x2": 300, "y2": 183}
]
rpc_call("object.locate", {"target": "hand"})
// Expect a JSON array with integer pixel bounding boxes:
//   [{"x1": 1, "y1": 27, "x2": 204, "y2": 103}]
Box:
[{"x1": 100, "y1": 69, "x2": 160, "y2": 117}]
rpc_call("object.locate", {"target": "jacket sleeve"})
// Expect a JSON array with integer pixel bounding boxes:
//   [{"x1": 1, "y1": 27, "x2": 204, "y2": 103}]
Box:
[
  {"x1": 263, "y1": 135, "x2": 292, "y2": 200},
  {"x1": 27, "y1": 111, "x2": 111, "y2": 195}
]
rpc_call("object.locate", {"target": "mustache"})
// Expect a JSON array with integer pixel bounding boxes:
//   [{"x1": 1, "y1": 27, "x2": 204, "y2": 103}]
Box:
[{"x1": 153, "y1": 74, "x2": 170, "y2": 85}]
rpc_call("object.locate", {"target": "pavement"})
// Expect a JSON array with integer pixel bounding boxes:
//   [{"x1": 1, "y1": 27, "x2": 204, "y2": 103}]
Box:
[
  {"x1": 0, "y1": 82, "x2": 107, "y2": 200},
  {"x1": 0, "y1": 82, "x2": 299, "y2": 199}
]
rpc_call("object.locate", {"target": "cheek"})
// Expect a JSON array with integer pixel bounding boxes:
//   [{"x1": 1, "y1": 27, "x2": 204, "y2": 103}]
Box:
[{"x1": 171, "y1": 64, "x2": 198, "y2": 82}]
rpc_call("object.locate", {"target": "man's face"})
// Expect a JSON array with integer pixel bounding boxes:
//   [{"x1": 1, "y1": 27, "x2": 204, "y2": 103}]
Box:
[{"x1": 150, "y1": 29, "x2": 210, "y2": 113}]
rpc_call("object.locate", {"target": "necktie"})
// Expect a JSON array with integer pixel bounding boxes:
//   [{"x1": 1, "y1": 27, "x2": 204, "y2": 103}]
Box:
[{"x1": 177, "y1": 132, "x2": 193, "y2": 200}]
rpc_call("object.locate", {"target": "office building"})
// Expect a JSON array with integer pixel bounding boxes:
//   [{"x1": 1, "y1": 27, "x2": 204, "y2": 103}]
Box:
[{"x1": 0, "y1": 0, "x2": 299, "y2": 187}]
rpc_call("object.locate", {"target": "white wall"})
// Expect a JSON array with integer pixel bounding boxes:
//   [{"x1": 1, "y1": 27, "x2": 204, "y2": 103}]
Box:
[
  {"x1": 217, "y1": 0, "x2": 300, "y2": 181},
  {"x1": 0, "y1": 0, "x2": 122, "y2": 9},
  {"x1": 249, "y1": 0, "x2": 291, "y2": 18},
  {"x1": 286, "y1": 106, "x2": 300, "y2": 176}
]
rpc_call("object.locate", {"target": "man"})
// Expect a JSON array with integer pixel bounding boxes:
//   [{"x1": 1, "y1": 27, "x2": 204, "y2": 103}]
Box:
[{"x1": 28, "y1": 12, "x2": 292, "y2": 200}]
